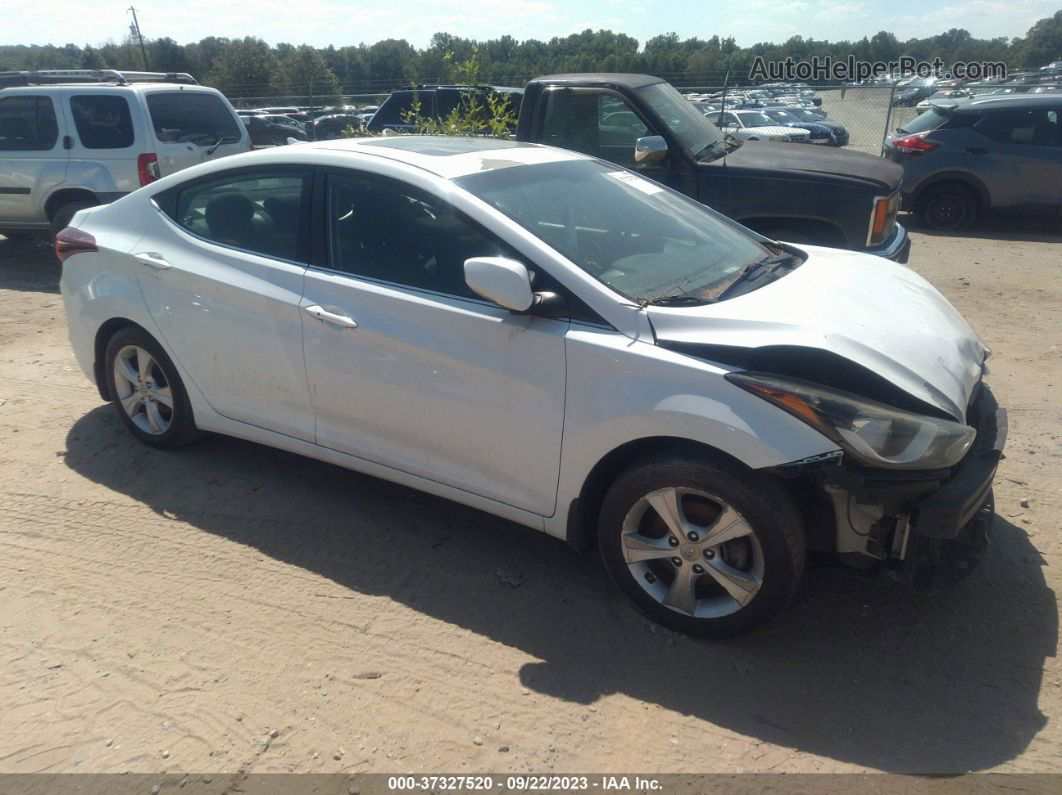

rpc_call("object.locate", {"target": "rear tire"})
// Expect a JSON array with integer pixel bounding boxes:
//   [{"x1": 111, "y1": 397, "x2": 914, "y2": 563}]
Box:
[
  {"x1": 104, "y1": 327, "x2": 201, "y2": 449},
  {"x1": 915, "y1": 182, "x2": 978, "y2": 230},
  {"x1": 50, "y1": 200, "x2": 97, "y2": 236},
  {"x1": 597, "y1": 455, "x2": 805, "y2": 638}
]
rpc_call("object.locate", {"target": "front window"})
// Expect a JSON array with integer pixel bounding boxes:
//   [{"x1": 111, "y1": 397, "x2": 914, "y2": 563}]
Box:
[
  {"x1": 456, "y1": 160, "x2": 774, "y2": 303},
  {"x1": 633, "y1": 82, "x2": 724, "y2": 158},
  {"x1": 0, "y1": 95, "x2": 58, "y2": 151},
  {"x1": 737, "y1": 112, "x2": 774, "y2": 128}
]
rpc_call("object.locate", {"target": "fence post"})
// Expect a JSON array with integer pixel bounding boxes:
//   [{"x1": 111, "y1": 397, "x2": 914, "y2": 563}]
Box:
[{"x1": 879, "y1": 83, "x2": 896, "y2": 156}]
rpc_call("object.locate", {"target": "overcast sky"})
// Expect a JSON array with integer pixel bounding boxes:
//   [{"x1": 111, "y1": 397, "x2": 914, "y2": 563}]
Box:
[{"x1": 3, "y1": 0, "x2": 1058, "y2": 49}]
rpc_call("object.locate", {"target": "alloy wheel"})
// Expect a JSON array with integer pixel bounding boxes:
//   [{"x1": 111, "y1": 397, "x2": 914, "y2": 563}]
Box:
[
  {"x1": 112, "y1": 344, "x2": 174, "y2": 435},
  {"x1": 621, "y1": 487, "x2": 764, "y2": 619}
]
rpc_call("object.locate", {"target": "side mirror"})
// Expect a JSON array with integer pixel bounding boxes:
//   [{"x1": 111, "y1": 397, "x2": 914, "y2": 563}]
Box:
[
  {"x1": 464, "y1": 257, "x2": 534, "y2": 312},
  {"x1": 634, "y1": 135, "x2": 668, "y2": 166}
]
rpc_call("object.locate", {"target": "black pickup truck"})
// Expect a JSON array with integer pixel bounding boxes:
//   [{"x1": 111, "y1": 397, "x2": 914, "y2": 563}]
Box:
[{"x1": 516, "y1": 73, "x2": 910, "y2": 261}]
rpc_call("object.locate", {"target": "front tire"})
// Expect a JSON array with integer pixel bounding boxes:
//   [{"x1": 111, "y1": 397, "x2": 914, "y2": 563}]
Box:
[
  {"x1": 104, "y1": 327, "x2": 200, "y2": 449},
  {"x1": 598, "y1": 455, "x2": 805, "y2": 637}
]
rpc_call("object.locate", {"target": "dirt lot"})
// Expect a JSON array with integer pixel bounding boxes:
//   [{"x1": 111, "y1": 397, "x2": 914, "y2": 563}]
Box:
[{"x1": 0, "y1": 219, "x2": 1059, "y2": 775}]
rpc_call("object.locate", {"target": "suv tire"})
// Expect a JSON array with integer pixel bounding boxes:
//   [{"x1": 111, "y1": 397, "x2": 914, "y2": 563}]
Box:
[{"x1": 50, "y1": 199, "x2": 98, "y2": 236}]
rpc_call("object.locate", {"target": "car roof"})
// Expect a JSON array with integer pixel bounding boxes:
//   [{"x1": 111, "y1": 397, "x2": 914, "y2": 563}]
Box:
[
  {"x1": 531, "y1": 73, "x2": 664, "y2": 89},
  {"x1": 306, "y1": 136, "x2": 589, "y2": 179},
  {"x1": 0, "y1": 82, "x2": 220, "y2": 95},
  {"x1": 954, "y1": 93, "x2": 1062, "y2": 111}
]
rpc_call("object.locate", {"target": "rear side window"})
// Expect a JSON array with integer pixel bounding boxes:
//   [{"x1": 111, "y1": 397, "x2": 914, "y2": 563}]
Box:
[
  {"x1": 146, "y1": 92, "x2": 241, "y2": 144},
  {"x1": 0, "y1": 95, "x2": 58, "y2": 151},
  {"x1": 70, "y1": 95, "x2": 134, "y2": 149},
  {"x1": 974, "y1": 109, "x2": 1060, "y2": 146},
  {"x1": 171, "y1": 170, "x2": 308, "y2": 261}
]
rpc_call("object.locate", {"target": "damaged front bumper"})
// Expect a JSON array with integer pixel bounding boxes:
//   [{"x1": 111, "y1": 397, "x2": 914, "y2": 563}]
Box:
[{"x1": 812, "y1": 384, "x2": 1008, "y2": 589}]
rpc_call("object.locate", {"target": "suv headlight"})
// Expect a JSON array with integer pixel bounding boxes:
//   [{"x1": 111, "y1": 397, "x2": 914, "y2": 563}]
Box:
[{"x1": 727, "y1": 372, "x2": 976, "y2": 469}]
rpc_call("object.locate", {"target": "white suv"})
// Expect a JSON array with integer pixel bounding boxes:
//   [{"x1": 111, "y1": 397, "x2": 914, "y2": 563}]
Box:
[{"x1": 0, "y1": 69, "x2": 249, "y2": 235}]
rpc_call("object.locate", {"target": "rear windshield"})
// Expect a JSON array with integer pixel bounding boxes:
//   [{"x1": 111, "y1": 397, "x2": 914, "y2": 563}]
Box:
[
  {"x1": 147, "y1": 91, "x2": 241, "y2": 144},
  {"x1": 70, "y1": 94, "x2": 134, "y2": 149},
  {"x1": 372, "y1": 91, "x2": 434, "y2": 126},
  {"x1": 897, "y1": 108, "x2": 951, "y2": 134}
]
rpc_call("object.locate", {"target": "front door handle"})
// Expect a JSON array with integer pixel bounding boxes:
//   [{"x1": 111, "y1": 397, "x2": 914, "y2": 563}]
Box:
[
  {"x1": 305, "y1": 304, "x2": 358, "y2": 329},
  {"x1": 134, "y1": 252, "x2": 171, "y2": 270}
]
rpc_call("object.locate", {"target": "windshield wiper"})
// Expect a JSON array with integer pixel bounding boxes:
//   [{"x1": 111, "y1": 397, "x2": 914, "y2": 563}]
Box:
[
  {"x1": 206, "y1": 136, "x2": 238, "y2": 155},
  {"x1": 716, "y1": 252, "x2": 800, "y2": 301},
  {"x1": 646, "y1": 294, "x2": 712, "y2": 306}
]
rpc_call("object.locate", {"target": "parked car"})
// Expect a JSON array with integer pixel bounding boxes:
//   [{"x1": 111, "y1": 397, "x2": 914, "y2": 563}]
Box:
[
  {"x1": 884, "y1": 94, "x2": 1062, "y2": 229},
  {"x1": 367, "y1": 85, "x2": 522, "y2": 133},
  {"x1": 57, "y1": 136, "x2": 1005, "y2": 636},
  {"x1": 706, "y1": 110, "x2": 810, "y2": 143},
  {"x1": 894, "y1": 78, "x2": 939, "y2": 106},
  {"x1": 517, "y1": 73, "x2": 907, "y2": 259},
  {"x1": 239, "y1": 113, "x2": 308, "y2": 146},
  {"x1": 309, "y1": 113, "x2": 364, "y2": 140},
  {"x1": 778, "y1": 106, "x2": 849, "y2": 145},
  {"x1": 0, "y1": 69, "x2": 249, "y2": 235},
  {"x1": 915, "y1": 89, "x2": 972, "y2": 114},
  {"x1": 760, "y1": 108, "x2": 834, "y2": 144}
]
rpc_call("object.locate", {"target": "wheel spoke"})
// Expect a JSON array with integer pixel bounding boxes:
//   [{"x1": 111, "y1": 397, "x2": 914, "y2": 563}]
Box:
[
  {"x1": 704, "y1": 558, "x2": 761, "y2": 607},
  {"x1": 703, "y1": 507, "x2": 753, "y2": 547},
  {"x1": 136, "y1": 348, "x2": 155, "y2": 381},
  {"x1": 662, "y1": 564, "x2": 698, "y2": 615},
  {"x1": 151, "y1": 385, "x2": 173, "y2": 408},
  {"x1": 645, "y1": 487, "x2": 692, "y2": 539},
  {"x1": 144, "y1": 399, "x2": 165, "y2": 433},
  {"x1": 115, "y1": 355, "x2": 139, "y2": 386},
  {"x1": 119, "y1": 392, "x2": 141, "y2": 415},
  {"x1": 622, "y1": 533, "x2": 676, "y2": 563}
]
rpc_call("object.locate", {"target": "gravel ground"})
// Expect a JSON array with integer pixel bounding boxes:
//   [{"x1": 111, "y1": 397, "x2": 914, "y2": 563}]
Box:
[{"x1": 0, "y1": 217, "x2": 1059, "y2": 775}]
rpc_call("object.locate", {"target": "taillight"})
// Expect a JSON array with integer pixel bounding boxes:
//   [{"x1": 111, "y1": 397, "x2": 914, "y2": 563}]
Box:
[
  {"x1": 892, "y1": 134, "x2": 938, "y2": 154},
  {"x1": 137, "y1": 153, "x2": 160, "y2": 186},
  {"x1": 54, "y1": 226, "x2": 97, "y2": 263}
]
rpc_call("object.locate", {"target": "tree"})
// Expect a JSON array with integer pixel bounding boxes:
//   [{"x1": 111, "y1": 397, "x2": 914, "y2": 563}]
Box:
[
  {"x1": 208, "y1": 37, "x2": 277, "y2": 103},
  {"x1": 1013, "y1": 10, "x2": 1062, "y2": 67},
  {"x1": 271, "y1": 45, "x2": 342, "y2": 104}
]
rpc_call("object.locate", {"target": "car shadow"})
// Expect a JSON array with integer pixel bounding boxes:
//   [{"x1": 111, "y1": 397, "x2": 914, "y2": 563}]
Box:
[
  {"x1": 904, "y1": 212, "x2": 1062, "y2": 244},
  {"x1": 64, "y1": 405, "x2": 1056, "y2": 773},
  {"x1": 0, "y1": 234, "x2": 60, "y2": 294}
]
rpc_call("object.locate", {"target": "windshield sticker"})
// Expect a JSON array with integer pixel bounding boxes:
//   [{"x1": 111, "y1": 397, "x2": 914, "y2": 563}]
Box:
[{"x1": 607, "y1": 171, "x2": 664, "y2": 195}]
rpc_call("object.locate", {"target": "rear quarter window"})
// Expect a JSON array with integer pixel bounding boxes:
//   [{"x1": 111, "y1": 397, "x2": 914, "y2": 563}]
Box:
[
  {"x1": 147, "y1": 91, "x2": 241, "y2": 144},
  {"x1": 70, "y1": 94, "x2": 135, "y2": 149}
]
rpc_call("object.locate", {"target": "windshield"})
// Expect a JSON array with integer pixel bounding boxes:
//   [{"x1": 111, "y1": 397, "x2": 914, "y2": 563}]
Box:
[
  {"x1": 787, "y1": 108, "x2": 818, "y2": 122},
  {"x1": 737, "y1": 112, "x2": 773, "y2": 128},
  {"x1": 634, "y1": 82, "x2": 724, "y2": 158},
  {"x1": 455, "y1": 160, "x2": 772, "y2": 303},
  {"x1": 765, "y1": 110, "x2": 797, "y2": 123}
]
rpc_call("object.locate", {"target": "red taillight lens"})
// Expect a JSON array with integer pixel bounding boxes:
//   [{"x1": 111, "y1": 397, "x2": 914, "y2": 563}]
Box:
[
  {"x1": 892, "y1": 134, "x2": 938, "y2": 154},
  {"x1": 137, "y1": 153, "x2": 160, "y2": 186},
  {"x1": 54, "y1": 226, "x2": 97, "y2": 263}
]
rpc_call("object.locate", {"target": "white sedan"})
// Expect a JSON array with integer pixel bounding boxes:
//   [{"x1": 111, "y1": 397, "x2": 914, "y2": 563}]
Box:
[
  {"x1": 708, "y1": 111, "x2": 810, "y2": 142},
  {"x1": 58, "y1": 137, "x2": 1005, "y2": 636}
]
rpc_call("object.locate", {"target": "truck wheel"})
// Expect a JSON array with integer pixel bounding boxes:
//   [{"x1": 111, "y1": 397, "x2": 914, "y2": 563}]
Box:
[
  {"x1": 597, "y1": 455, "x2": 805, "y2": 637},
  {"x1": 50, "y1": 200, "x2": 97, "y2": 235},
  {"x1": 104, "y1": 326, "x2": 202, "y2": 449},
  {"x1": 915, "y1": 183, "x2": 978, "y2": 230}
]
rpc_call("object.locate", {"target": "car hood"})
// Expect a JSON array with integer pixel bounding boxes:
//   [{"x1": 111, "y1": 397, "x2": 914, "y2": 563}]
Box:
[
  {"x1": 742, "y1": 125, "x2": 805, "y2": 137},
  {"x1": 720, "y1": 141, "x2": 902, "y2": 192},
  {"x1": 646, "y1": 246, "x2": 987, "y2": 422}
]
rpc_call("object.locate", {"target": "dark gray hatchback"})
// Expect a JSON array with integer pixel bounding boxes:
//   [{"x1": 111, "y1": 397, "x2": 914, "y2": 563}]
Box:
[{"x1": 884, "y1": 94, "x2": 1062, "y2": 229}]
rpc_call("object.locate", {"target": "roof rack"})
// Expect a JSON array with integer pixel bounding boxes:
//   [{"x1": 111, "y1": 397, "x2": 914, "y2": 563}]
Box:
[{"x1": 0, "y1": 69, "x2": 198, "y2": 88}]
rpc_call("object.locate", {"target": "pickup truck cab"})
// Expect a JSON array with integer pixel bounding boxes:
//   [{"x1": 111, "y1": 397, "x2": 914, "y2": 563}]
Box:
[{"x1": 517, "y1": 73, "x2": 909, "y2": 261}]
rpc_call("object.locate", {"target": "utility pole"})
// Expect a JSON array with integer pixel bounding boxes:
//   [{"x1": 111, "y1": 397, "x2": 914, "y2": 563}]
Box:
[{"x1": 128, "y1": 7, "x2": 150, "y2": 71}]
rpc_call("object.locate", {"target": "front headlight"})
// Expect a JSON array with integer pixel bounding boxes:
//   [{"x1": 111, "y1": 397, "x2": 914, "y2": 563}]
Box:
[{"x1": 727, "y1": 372, "x2": 976, "y2": 470}]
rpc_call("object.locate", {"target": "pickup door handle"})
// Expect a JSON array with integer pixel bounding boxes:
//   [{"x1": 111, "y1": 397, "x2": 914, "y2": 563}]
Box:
[
  {"x1": 966, "y1": 146, "x2": 988, "y2": 155},
  {"x1": 133, "y1": 252, "x2": 171, "y2": 270},
  {"x1": 304, "y1": 304, "x2": 358, "y2": 329}
]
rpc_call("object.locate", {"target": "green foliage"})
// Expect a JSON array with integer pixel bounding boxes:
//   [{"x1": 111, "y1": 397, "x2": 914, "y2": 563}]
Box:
[
  {"x1": 1012, "y1": 10, "x2": 1062, "y2": 68},
  {"x1": 207, "y1": 37, "x2": 277, "y2": 101},
  {"x1": 400, "y1": 48, "x2": 518, "y2": 137}
]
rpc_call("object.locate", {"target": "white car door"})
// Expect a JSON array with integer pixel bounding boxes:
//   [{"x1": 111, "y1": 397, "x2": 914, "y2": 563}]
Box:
[
  {"x1": 0, "y1": 91, "x2": 66, "y2": 226},
  {"x1": 136, "y1": 165, "x2": 316, "y2": 440},
  {"x1": 300, "y1": 168, "x2": 568, "y2": 515}
]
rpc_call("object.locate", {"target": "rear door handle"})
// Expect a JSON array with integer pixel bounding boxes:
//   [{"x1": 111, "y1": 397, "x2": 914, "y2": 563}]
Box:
[
  {"x1": 134, "y1": 252, "x2": 171, "y2": 270},
  {"x1": 304, "y1": 304, "x2": 358, "y2": 329}
]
